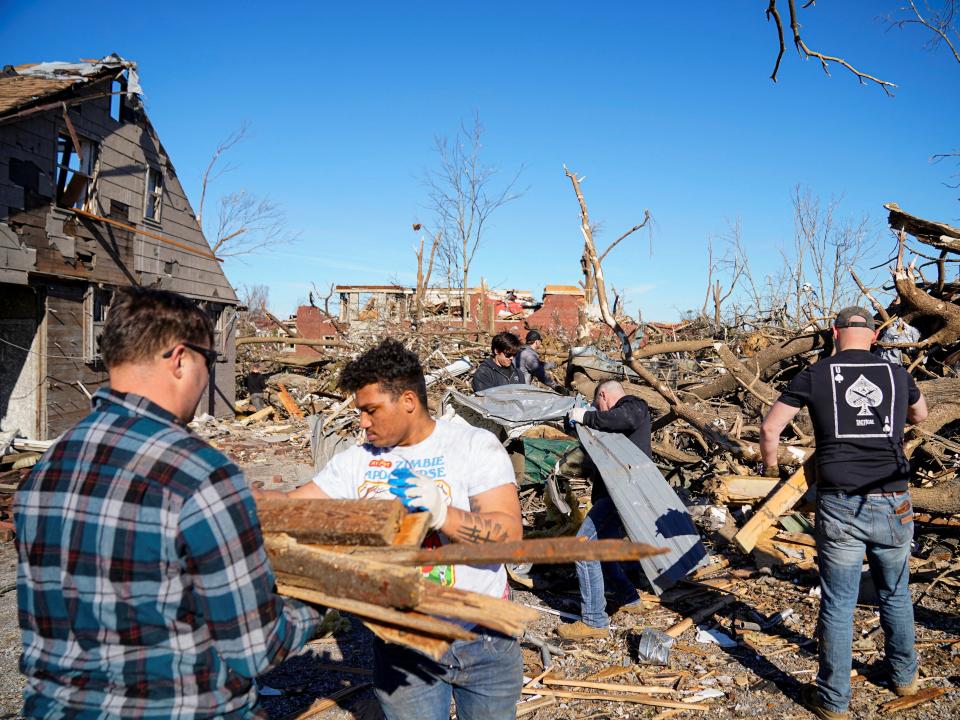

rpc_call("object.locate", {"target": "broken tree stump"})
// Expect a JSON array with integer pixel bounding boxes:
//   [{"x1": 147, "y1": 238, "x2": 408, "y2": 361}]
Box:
[
  {"x1": 266, "y1": 534, "x2": 423, "y2": 608},
  {"x1": 257, "y1": 497, "x2": 406, "y2": 545}
]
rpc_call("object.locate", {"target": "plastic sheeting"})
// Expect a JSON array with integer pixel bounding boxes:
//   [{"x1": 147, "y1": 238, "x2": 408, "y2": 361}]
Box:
[
  {"x1": 577, "y1": 424, "x2": 709, "y2": 594},
  {"x1": 440, "y1": 385, "x2": 576, "y2": 439},
  {"x1": 878, "y1": 320, "x2": 921, "y2": 365}
]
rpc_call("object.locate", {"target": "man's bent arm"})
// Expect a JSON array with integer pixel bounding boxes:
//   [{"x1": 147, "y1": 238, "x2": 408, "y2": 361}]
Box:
[
  {"x1": 760, "y1": 401, "x2": 802, "y2": 467},
  {"x1": 440, "y1": 484, "x2": 522, "y2": 544},
  {"x1": 180, "y1": 469, "x2": 320, "y2": 679},
  {"x1": 908, "y1": 395, "x2": 928, "y2": 425}
]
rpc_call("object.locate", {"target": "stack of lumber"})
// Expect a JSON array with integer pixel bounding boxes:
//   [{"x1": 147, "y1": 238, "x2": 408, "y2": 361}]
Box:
[{"x1": 257, "y1": 497, "x2": 668, "y2": 659}]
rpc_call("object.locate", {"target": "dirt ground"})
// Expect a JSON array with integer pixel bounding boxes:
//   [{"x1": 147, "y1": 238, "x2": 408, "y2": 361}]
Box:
[{"x1": 1, "y1": 421, "x2": 958, "y2": 719}]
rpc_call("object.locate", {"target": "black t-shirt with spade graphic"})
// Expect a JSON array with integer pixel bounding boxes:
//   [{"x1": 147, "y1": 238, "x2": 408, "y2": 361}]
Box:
[{"x1": 777, "y1": 349, "x2": 921, "y2": 494}]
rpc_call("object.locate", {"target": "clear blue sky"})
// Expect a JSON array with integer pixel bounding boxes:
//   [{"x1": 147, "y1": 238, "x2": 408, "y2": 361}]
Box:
[{"x1": 3, "y1": 1, "x2": 958, "y2": 320}]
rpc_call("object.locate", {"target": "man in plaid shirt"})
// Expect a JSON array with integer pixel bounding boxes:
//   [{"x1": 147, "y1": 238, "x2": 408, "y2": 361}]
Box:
[{"x1": 15, "y1": 288, "x2": 319, "y2": 718}]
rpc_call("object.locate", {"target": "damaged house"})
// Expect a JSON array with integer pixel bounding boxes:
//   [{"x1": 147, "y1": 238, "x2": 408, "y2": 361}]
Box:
[{"x1": 0, "y1": 56, "x2": 238, "y2": 440}]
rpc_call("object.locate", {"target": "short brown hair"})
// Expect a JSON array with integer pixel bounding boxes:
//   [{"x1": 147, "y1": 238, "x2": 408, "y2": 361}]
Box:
[
  {"x1": 339, "y1": 338, "x2": 428, "y2": 407},
  {"x1": 491, "y1": 332, "x2": 522, "y2": 356},
  {"x1": 100, "y1": 287, "x2": 214, "y2": 368}
]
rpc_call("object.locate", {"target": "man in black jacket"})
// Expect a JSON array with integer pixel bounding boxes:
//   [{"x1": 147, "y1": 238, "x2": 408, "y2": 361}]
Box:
[
  {"x1": 558, "y1": 380, "x2": 651, "y2": 639},
  {"x1": 471, "y1": 332, "x2": 524, "y2": 392}
]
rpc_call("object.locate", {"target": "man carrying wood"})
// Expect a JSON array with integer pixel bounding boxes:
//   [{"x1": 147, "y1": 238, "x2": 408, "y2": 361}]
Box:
[
  {"x1": 558, "y1": 380, "x2": 651, "y2": 639},
  {"x1": 290, "y1": 338, "x2": 524, "y2": 720},
  {"x1": 15, "y1": 288, "x2": 320, "y2": 718},
  {"x1": 760, "y1": 306, "x2": 928, "y2": 720}
]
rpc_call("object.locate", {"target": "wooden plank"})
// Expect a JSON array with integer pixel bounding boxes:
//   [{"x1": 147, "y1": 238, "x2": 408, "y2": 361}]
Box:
[
  {"x1": 708, "y1": 475, "x2": 779, "y2": 503},
  {"x1": 734, "y1": 464, "x2": 811, "y2": 553},
  {"x1": 415, "y1": 584, "x2": 538, "y2": 637},
  {"x1": 316, "y1": 537, "x2": 670, "y2": 566},
  {"x1": 881, "y1": 687, "x2": 946, "y2": 713},
  {"x1": 362, "y1": 619, "x2": 451, "y2": 662},
  {"x1": 258, "y1": 498, "x2": 405, "y2": 546},
  {"x1": 267, "y1": 536, "x2": 422, "y2": 608},
  {"x1": 277, "y1": 383, "x2": 304, "y2": 419},
  {"x1": 279, "y1": 683, "x2": 372, "y2": 720},
  {"x1": 542, "y1": 677, "x2": 675, "y2": 695},
  {"x1": 392, "y1": 512, "x2": 431, "y2": 548},
  {"x1": 275, "y1": 582, "x2": 474, "y2": 641},
  {"x1": 519, "y1": 687, "x2": 708, "y2": 711}
]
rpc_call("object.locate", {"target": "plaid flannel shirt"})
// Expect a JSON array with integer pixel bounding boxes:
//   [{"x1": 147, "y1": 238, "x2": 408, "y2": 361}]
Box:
[{"x1": 15, "y1": 388, "x2": 319, "y2": 719}]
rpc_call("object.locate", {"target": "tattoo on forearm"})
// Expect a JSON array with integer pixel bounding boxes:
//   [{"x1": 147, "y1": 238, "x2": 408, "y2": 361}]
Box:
[{"x1": 456, "y1": 514, "x2": 509, "y2": 544}]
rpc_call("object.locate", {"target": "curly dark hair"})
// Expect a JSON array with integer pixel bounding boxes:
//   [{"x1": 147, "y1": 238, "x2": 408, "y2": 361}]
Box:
[{"x1": 339, "y1": 338, "x2": 428, "y2": 406}]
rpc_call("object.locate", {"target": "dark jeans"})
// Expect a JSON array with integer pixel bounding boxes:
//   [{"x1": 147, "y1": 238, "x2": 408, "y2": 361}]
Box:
[
  {"x1": 373, "y1": 629, "x2": 523, "y2": 720},
  {"x1": 575, "y1": 497, "x2": 639, "y2": 628},
  {"x1": 815, "y1": 491, "x2": 917, "y2": 713}
]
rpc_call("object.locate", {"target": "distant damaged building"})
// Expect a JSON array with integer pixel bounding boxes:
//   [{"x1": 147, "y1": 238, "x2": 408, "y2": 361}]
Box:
[{"x1": 0, "y1": 56, "x2": 238, "y2": 439}]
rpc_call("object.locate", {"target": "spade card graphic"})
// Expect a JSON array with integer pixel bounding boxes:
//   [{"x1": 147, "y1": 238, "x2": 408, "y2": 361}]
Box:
[
  {"x1": 831, "y1": 363, "x2": 896, "y2": 438},
  {"x1": 845, "y1": 375, "x2": 883, "y2": 416}
]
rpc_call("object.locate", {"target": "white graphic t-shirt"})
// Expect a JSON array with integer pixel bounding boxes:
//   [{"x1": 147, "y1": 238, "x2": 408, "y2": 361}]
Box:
[{"x1": 311, "y1": 419, "x2": 515, "y2": 600}]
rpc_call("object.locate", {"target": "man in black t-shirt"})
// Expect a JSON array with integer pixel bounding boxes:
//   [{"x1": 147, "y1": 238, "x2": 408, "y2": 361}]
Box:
[
  {"x1": 557, "y1": 380, "x2": 651, "y2": 640},
  {"x1": 760, "y1": 307, "x2": 928, "y2": 720}
]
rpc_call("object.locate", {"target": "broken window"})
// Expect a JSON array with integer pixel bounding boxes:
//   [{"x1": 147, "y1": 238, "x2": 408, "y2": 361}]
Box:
[
  {"x1": 56, "y1": 133, "x2": 98, "y2": 210},
  {"x1": 84, "y1": 286, "x2": 113, "y2": 363},
  {"x1": 144, "y1": 167, "x2": 163, "y2": 222}
]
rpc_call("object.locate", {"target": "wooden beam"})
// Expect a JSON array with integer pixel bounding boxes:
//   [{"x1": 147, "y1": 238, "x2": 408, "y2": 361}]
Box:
[
  {"x1": 519, "y1": 687, "x2": 708, "y2": 711},
  {"x1": 734, "y1": 463, "x2": 811, "y2": 554},
  {"x1": 276, "y1": 582, "x2": 474, "y2": 642},
  {"x1": 315, "y1": 537, "x2": 669, "y2": 566},
  {"x1": 362, "y1": 619, "x2": 451, "y2": 662},
  {"x1": 277, "y1": 383, "x2": 304, "y2": 419},
  {"x1": 280, "y1": 683, "x2": 373, "y2": 720},
  {"x1": 267, "y1": 535, "x2": 422, "y2": 609},
  {"x1": 70, "y1": 207, "x2": 222, "y2": 262},
  {"x1": 415, "y1": 584, "x2": 538, "y2": 637},
  {"x1": 236, "y1": 337, "x2": 348, "y2": 348},
  {"x1": 664, "y1": 594, "x2": 735, "y2": 638},
  {"x1": 880, "y1": 687, "x2": 946, "y2": 714},
  {"x1": 257, "y1": 498, "x2": 405, "y2": 546}
]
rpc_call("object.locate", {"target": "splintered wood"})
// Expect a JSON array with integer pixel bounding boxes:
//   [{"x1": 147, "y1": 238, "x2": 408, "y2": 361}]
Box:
[{"x1": 258, "y1": 498, "x2": 667, "y2": 659}]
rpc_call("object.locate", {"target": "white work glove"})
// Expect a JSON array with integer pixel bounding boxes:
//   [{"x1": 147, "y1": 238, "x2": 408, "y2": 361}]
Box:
[
  {"x1": 568, "y1": 407, "x2": 588, "y2": 424},
  {"x1": 388, "y1": 467, "x2": 449, "y2": 530}
]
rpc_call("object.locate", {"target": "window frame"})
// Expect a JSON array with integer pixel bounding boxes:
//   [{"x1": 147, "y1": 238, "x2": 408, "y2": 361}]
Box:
[
  {"x1": 55, "y1": 131, "x2": 99, "y2": 211},
  {"x1": 84, "y1": 285, "x2": 113, "y2": 364},
  {"x1": 143, "y1": 166, "x2": 164, "y2": 223}
]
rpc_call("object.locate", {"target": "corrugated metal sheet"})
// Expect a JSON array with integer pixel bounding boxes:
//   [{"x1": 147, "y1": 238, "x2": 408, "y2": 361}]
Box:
[{"x1": 577, "y1": 425, "x2": 709, "y2": 594}]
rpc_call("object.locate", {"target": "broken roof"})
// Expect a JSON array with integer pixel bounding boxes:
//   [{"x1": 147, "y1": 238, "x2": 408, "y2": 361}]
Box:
[{"x1": 0, "y1": 54, "x2": 141, "y2": 118}]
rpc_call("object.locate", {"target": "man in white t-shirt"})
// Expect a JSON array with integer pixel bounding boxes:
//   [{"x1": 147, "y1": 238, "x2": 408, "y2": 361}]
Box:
[{"x1": 289, "y1": 339, "x2": 523, "y2": 720}]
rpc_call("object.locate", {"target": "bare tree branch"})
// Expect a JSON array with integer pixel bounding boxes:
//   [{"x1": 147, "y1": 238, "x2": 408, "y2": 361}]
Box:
[
  {"x1": 197, "y1": 121, "x2": 248, "y2": 227},
  {"x1": 766, "y1": 0, "x2": 897, "y2": 93}
]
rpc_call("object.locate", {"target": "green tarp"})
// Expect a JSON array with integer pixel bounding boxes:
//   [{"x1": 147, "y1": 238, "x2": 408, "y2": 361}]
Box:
[{"x1": 521, "y1": 437, "x2": 578, "y2": 487}]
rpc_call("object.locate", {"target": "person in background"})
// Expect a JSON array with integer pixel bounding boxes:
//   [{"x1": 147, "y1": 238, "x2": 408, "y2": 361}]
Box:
[
  {"x1": 760, "y1": 306, "x2": 928, "y2": 720},
  {"x1": 471, "y1": 331, "x2": 523, "y2": 392},
  {"x1": 245, "y1": 362, "x2": 268, "y2": 410},
  {"x1": 514, "y1": 329, "x2": 558, "y2": 389},
  {"x1": 285, "y1": 339, "x2": 523, "y2": 720},
  {"x1": 15, "y1": 287, "x2": 319, "y2": 719},
  {"x1": 559, "y1": 379, "x2": 651, "y2": 639}
]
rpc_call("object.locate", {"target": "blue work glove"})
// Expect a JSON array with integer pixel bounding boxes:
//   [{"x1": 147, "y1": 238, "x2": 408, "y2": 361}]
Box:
[{"x1": 387, "y1": 467, "x2": 449, "y2": 530}]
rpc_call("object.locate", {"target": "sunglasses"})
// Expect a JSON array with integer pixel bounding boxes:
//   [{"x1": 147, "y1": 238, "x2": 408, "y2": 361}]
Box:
[{"x1": 162, "y1": 342, "x2": 219, "y2": 371}]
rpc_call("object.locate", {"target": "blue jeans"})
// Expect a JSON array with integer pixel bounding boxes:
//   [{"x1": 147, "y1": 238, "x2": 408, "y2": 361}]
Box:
[
  {"x1": 575, "y1": 497, "x2": 639, "y2": 628},
  {"x1": 815, "y1": 491, "x2": 917, "y2": 713},
  {"x1": 373, "y1": 630, "x2": 523, "y2": 720}
]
